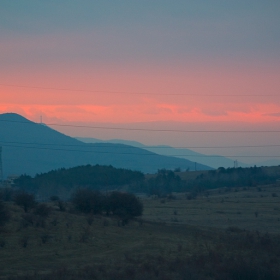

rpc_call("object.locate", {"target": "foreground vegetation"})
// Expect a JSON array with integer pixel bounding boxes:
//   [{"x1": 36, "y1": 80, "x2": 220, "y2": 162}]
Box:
[
  {"x1": 13, "y1": 165, "x2": 280, "y2": 199},
  {"x1": 143, "y1": 183, "x2": 280, "y2": 233},
  {"x1": 14, "y1": 165, "x2": 145, "y2": 199},
  {"x1": 1, "y1": 165, "x2": 280, "y2": 279},
  {"x1": 1, "y1": 182, "x2": 280, "y2": 279}
]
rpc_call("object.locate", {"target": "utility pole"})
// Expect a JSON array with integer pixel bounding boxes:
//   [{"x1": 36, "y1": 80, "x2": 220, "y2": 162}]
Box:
[{"x1": 0, "y1": 146, "x2": 3, "y2": 186}]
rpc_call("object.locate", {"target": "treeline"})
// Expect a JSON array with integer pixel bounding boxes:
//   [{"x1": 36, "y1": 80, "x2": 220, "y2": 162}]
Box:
[
  {"x1": 145, "y1": 169, "x2": 185, "y2": 195},
  {"x1": 0, "y1": 188, "x2": 143, "y2": 228},
  {"x1": 13, "y1": 165, "x2": 280, "y2": 199},
  {"x1": 14, "y1": 164, "x2": 145, "y2": 198},
  {"x1": 72, "y1": 189, "x2": 143, "y2": 224},
  {"x1": 141, "y1": 166, "x2": 280, "y2": 196},
  {"x1": 192, "y1": 166, "x2": 280, "y2": 190}
]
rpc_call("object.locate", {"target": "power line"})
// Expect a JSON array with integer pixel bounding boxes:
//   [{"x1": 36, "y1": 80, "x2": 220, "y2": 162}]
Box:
[
  {"x1": 0, "y1": 83, "x2": 279, "y2": 97},
  {"x1": 0, "y1": 140, "x2": 280, "y2": 150},
  {"x1": 1, "y1": 119, "x2": 280, "y2": 133},
  {"x1": 1, "y1": 143, "x2": 280, "y2": 158}
]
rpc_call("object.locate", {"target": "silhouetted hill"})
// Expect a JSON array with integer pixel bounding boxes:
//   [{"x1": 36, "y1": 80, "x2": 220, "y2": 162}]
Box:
[
  {"x1": 0, "y1": 113, "x2": 211, "y2": 177},
  {"x1": 77, "y1": 137, "x2": 249, "y2": 169}
]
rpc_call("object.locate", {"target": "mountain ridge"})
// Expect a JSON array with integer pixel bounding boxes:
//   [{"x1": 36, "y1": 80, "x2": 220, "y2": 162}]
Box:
[
  {"x1": 0, "y1": 113, "x2": 211, "y2": 177},
  {"x1": 76, "y1": 137, "x2": 250, "y2": 169}
]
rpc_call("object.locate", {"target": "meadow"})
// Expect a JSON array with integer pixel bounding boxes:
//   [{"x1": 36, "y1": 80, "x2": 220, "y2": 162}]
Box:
[
  {"x1": 1, "y1": 181, "x2": 280, "y2": 279},
  {"x1": 143, "y1": 183, "x2": 280, "y2": 233}
]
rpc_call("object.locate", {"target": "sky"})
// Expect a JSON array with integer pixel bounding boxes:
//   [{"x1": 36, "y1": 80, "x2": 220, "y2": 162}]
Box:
[{"x1": 1, "y1": 1, "x2": 280, "y2": 164}]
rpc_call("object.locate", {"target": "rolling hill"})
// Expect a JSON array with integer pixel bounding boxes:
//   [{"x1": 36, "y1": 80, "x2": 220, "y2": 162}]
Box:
[
  {"x1": 76, "y1": 137, "x2": 250, "y2": 169},
  {"x1": 0, "y1": 113, "x2": 211, "y2": 178}
]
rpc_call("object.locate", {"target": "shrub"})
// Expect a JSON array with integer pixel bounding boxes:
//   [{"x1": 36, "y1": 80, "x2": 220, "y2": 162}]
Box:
[
  {"x1": 71, "y1": 189, "x2": 143, "y2": 223},
  {"x1": 50, "y1": 195, "x2": 60, "y2": 201},
  {"x1": 0, "y1": 201, "x2": 10, "y2": 227},
  {"x1": 57, "y1": 200, "x2": 66, "y2": 212},
  {"x1": 14, "y1": 192, "x2": 36, "y2": 212},
  {"x1": 0, "y1": 188, "x2": 14, "y2": 201},
  {"x1": 0, "y1": 238, "x2": 6, "y2": 247},
  {"x1": 20, "y1": 236, "x2": 29, "y2": 248},
  {"x1": 71, "y1": 189, "x2": 104, "y2": 214},
  {"x1": 108, "y1": 192, "x2": 143, "y2": 221},
  {"x1": 21, "y1": 213, "x2": 46, "y2": 228},
  {"x1": 34, "y1": 203, "x2": 52, "y2": 218}
]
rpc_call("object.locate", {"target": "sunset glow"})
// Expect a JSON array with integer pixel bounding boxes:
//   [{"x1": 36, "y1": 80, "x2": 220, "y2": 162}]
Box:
[
  {"x1": 1, "y1": 1, "x2": 280, "y2": 164},
  {"x1": 1, "y1": 61, "x2": 280, "y2": 124}
]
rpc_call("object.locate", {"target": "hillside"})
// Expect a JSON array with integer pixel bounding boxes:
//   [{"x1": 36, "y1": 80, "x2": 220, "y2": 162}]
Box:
[
  {"x1": 0, "y1": 182, "x2": 280, "y2": 279},
  {"x1": 0, "y1": 113, "x2": 211, "y2": 177},
  {"x1": 14, "y1": 165, "x2": 145, "y2": 199},
  {"x1": 77, "y1": 137, "x2": 250, "y2": 169}
]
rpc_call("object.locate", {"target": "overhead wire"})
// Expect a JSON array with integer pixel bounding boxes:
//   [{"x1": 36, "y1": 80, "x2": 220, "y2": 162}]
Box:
[
  {"x1": 0, "y1": 119, "x2": 280, "y2": 158},
  {"x1": 1, "y1": 84, "x2": 279, "y2": 165},
  {"x1": 0, "y1": 84, "x2": 279, "y2": 159},
  {"x1": 0, "y1": 142, "x2": 279, "y2": 159},
  {"x1": 1, "y1": 119, "x2": 280, "y2": 133},
  {"x1": 0, "y1": 140, "x2": 280, "y2": 150},
  {"x1": 0, "y1": 83, "x2": 279, "y2": 96}
]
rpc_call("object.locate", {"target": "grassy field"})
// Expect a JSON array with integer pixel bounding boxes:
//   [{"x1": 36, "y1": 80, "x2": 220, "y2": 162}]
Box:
[
  {"x1": 0, "y1": 204, "x2": 210, "y2": 278},
  {"x1": 142, "y1": 183, "x2": 280, "y2": 233},
  {"x1": 0, "y1": 182, "x2": 280, "y2": 279}
]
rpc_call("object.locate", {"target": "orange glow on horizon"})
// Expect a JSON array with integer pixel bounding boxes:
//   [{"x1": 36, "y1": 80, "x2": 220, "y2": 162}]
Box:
[
  {"x1": 1, "y1": 102, "x2": 280, "y2": 124},
  {"x1": 1, "y1": 60, "x2": 280, "y2": 125}
]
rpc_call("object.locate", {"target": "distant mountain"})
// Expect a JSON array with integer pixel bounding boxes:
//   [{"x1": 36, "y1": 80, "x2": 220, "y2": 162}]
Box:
[
  {"x1": 254, "y1": 159, "x2": 280, "y2": 168},
  {"x1": 76, "y1": 137, "x2": 249, "y2": 169},
  {"x1": 0, "y1": 113, "x2": 211, "y2": 177}
]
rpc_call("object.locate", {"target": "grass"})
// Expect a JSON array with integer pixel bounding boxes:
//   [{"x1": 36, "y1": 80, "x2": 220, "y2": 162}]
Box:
[
  {"x1": 142, "y1": 183, "x2": 280, "y2": 233},
  {"x1": 0, "y1": 205, "x2": 202, "y2": 278},
  {"x1": 0, "y1": 182, "x2": 280, "y2": 279}
]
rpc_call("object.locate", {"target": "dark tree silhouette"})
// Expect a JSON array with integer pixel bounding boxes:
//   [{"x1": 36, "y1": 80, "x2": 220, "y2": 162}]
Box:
[
  {"x1": 14, "y1": 192, "x2": 36, "y2": 212},
  {"x1": 0, "y1": 201, "x2": 10, "y2": 227},
  {"x1": 108, "y1": 192, "x2": 143, "y2": 222},
  {"x1": 71, "y1": 189, "x2": 143, "y2": 223},
  {"x1": 34, "y1": 203, "x2": 52, "y2": 218},
  {"x1": 71, "y1": 189, "x2": 104, "y2": 214}
]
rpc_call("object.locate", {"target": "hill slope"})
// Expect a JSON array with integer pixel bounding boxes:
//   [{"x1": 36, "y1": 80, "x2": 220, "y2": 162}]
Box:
[
  {"x1": 77, "y1": 137, "x2": 249, "y2": 169},
  {"x1": 0, "y1": 113, "x2": 211, "y2": 177}
]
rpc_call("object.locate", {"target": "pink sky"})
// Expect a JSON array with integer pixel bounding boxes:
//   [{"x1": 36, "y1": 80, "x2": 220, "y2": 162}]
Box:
[
  {"x1": 1, "y1": 1, "x2": 280, "y2": 164},
  {"x1": 1, "y1": 60, "x2": 280, "y2": 125}
]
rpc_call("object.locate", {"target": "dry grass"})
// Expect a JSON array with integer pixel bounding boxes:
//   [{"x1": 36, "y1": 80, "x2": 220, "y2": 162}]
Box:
[
  {"x1": 1, "y1": 183, "x2": 280, "y2": 279},
  {"x1": 142, "y1": 183, "x2": 280, "y2": 233},
  {"x1": 0, "y1": 203, "x2": 203, "y2": 278}
]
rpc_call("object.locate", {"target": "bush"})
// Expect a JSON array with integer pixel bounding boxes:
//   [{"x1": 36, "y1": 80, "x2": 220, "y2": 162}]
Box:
[
  {"x1": 34, "y1": 203, "x2": 52, "y2": 218},
  {"x1": 14, "y1": 192, "x2": 36, "y2": 212},
  {"x1": 108, "y1": 192, "x2": 143, "y2": 221},
  {"x1": 0, "y1": 201, "x2": 10, "y2": 227},
  {"x1": 21, "y1": 213, "x2": 46, "y2": 228},
  {"x1": 71, "y1": 189, "x2": 104, "y2": 214},
  {"x1": 0, "y1": 188, "x2": 14, "y2": 201},
  {"x1": 71, "y1": 189, "x2": 143, "y2": 223},
  {"x1": 50, "y1": 195, "x2": 60, "y2": 201},
  {"x1": 57, "y1": 200, "x2": 66, "y2": 212}
]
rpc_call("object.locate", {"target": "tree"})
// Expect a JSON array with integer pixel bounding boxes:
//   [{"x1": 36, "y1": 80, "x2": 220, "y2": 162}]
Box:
[
  {"x1": 0, "y1": 188, "x2": 14, "y2": 201},
  {"x1": 71, "y1": 189, "x2": 104, "y2": 214},
  {"x1": 14, "y1": 192, "x2": 36, "y2": 212},
  {"x1": 108, "y1": 192, "x2": 143, "y2": 222},
  {"x1": 34, "y1": 203, "x2": 52, "y2": 218},
  {"x1": 0, "y1": 201, "x2": 10, "y2": 227},
  {"x1": 71, "y1": 189, "x2": 143, "y2": 224}
]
